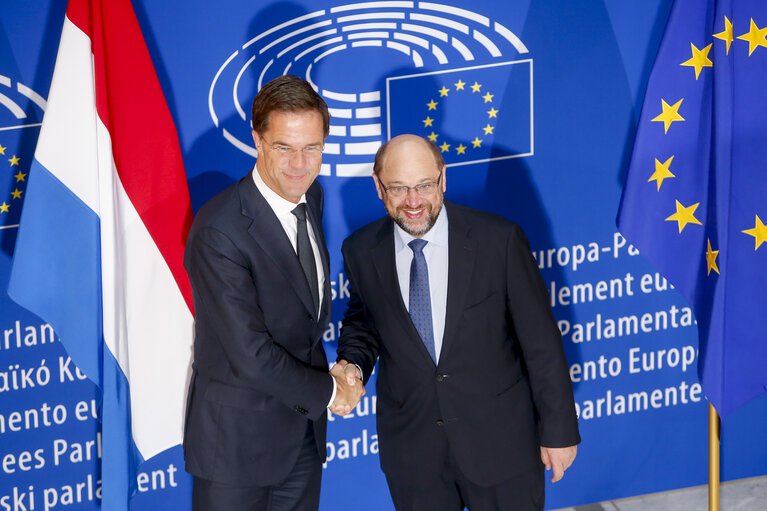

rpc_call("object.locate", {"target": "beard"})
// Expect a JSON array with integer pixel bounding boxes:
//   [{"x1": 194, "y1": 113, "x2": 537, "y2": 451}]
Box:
[{"x1": 391, "y1": 199, "x2": 443, "y2": 237}]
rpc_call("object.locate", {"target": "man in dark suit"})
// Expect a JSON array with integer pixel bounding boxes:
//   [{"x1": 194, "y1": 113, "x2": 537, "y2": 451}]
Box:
[
  {"x1": 337, "y1": 134, "x2": 580, "y2": 511},
  {"x1": 183, "y1": 76, "x2": 364, "y2": 511}
]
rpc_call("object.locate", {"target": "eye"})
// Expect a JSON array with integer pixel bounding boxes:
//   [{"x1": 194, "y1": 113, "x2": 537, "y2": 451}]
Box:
[
  {"x1": 390, "y1": 186, "x2": 408, "y2": 195},
  {"x1": 274, "y1": 145, "x2": 292, "y2": 154},
  {"x1": 304, "y1": 146, "x2": 323, "y2": 154},
  {"x1": 416, "y1": 183, "x2": 435, "y2": 193}
]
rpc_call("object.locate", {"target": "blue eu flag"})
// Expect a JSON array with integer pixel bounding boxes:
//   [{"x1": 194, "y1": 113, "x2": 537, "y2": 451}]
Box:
[
  {"x1": 618, "y1": 0, "x2": 767, "y2": 418},
  {"x1": 386, "y1": 60, "x2": 532, "y2": 166}
]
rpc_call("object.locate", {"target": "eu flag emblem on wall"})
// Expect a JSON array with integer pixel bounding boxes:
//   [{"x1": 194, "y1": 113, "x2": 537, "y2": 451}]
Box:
[
  {"x1": 0, "y1": 126, "x2": 34, "y2": 229},
  {"x1": 617, "y1": 0, "x2": 767, "y2": 418},
  {"x1": 0, "y1": 74, "x2": 44, "y2": 229},
  {"x1": 386, "y1": 60, "x2": 532, "y2": 166}
]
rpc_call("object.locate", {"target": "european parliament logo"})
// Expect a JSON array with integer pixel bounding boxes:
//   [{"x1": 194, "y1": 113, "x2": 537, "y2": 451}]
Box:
[
  {"x1": 0, "y1": 73, "x2": 45, "y2": 230},
  {"x1": 208, "y1": 1, "x2": 531, "y2": 177}
]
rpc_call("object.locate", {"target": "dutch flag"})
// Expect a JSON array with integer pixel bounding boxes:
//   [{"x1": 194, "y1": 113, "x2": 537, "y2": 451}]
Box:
[{"x1": 8, "y1": 0, "x2": 194, "y2": 508}]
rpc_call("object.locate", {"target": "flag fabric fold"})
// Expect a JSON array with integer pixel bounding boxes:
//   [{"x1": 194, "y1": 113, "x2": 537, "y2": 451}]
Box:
[
  {"x1": 617, "y1": 0, "x2": 767, "y2": 419},
  {"x1": 8, "y1": 0, "x2": 194, "y2": 508}
]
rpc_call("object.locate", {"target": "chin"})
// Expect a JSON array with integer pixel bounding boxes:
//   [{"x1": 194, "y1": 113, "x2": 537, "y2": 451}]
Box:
[{"x1": 394, "y1": 215, "x2": 432, "y2": 237}]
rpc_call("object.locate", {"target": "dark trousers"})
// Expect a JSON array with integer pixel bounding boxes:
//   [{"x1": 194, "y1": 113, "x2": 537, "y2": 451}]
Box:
[
  {"x1": 192, "y1": 423, "x2": 322, "y2": 511},
  {"x1": 386, "y1": 447, "x2": 544, "y2": 511}
]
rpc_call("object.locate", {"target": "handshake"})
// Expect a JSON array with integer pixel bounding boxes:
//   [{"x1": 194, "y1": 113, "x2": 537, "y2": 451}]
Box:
[{"x1": 329, "y1": 360, "x2": 365, "y2": 416}]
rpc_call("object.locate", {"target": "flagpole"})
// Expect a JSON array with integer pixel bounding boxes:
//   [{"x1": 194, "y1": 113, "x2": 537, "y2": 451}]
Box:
[{"x1": 709, "y1": 403, "x2": 720, "y2": 511}]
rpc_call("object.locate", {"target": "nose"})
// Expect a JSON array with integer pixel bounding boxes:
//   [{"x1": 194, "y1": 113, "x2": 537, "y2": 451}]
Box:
[
  {"x1": 404, "y1": 188, "x2": 421, "y2": 207},
  {"x1": 288, "y1": 149, "x2": 307, "y2": 168}
]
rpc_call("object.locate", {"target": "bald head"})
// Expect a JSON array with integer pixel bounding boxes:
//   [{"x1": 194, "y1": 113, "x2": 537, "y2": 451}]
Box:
[
  {"x1": 373, "y1": 135, "x2": 445, "y2": 176},
  {"x1": 371, "y1": 134, "x2": 446, "y2": 237}
]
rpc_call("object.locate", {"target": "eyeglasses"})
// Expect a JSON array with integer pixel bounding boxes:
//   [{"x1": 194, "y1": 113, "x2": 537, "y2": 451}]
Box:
[
  {"x1": 260, "y1": 138, "x2": 324, "y2": 160},
  {"x1": 380, "y1": 170, "x2": 442, "y2": 198}
]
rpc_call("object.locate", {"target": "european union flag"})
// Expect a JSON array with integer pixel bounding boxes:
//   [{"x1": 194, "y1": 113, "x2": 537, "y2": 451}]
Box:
[
  {"x1": 0, "y1": 127, "x2": 34, "y2": 229},
  {"x1": 618, "y1": 0, "x2": 767, "y2": 418},
  {"x1": 386, "y1": 60, "x2": 532, "y2": 166},
  {"x1": 0, "y1": 76, "x2": 41, "y2": 229}
]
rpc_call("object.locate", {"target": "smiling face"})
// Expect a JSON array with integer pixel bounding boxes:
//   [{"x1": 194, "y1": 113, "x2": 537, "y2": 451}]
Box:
[
  {"x1": 252, "y1": 109, "x2": 325, "y2": 203},
  {"x1": 373, "y1": 136, "x2": 447, "y2": 237}
]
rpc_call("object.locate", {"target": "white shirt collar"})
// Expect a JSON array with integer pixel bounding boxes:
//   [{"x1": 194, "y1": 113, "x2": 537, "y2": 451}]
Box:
[{"x1": 251, "y1": 166, "x2": 306, "y2": 218}]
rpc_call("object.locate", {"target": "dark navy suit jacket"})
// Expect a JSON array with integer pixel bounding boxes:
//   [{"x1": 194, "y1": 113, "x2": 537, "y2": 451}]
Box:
[
  {"x1": 183, "y1": 173, "x2": 332, "y2": 486},
  {"x1": 338, "y1": 200, "x2": 580, "y2": 487}
]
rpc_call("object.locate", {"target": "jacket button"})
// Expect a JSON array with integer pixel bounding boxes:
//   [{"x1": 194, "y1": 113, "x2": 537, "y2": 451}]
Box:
[
  {"x1": 436, "y1": 374, "x2": 447, "y2": 382},
  {"x1": 436, "y1": 419, "x2": 444, "y2": 426}
]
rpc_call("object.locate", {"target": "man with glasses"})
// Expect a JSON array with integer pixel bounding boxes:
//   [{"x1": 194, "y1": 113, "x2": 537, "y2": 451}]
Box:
[
  {"x1": 336, "y1": 134, "x2": 580, "y2": 511},
  {"x1": 183, "y1": 75, "x2": 364, "y2": 511}
]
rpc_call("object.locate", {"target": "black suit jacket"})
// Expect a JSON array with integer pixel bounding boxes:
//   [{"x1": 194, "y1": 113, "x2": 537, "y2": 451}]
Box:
[
  {"x1": 338, "y1": 201, "x2": 579, "y2": 487},
  {"x1": 183, "y1": 173, "x2": 333, "y2": 486}
]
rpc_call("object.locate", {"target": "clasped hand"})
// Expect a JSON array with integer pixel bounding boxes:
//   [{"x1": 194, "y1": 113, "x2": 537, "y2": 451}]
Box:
[{"x1": 329, "y1": 360, "x2": 364, "y2": 416}]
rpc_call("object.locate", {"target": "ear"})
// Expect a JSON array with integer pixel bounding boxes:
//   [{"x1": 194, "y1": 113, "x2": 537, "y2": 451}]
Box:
[
  {"x1": 440, "y1": 165, "x2": 447, "y2": 193},
  {"x1": 372, "y1": 173, "x2": 385, "y2": 200},
  {"x1": 252, "y1": 130, "x2": 261, "y2": 152}
]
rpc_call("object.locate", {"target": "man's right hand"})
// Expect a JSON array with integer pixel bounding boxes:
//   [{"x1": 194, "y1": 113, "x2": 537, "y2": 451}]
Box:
[{"x1": 329, "y1": 362, "x2": 365, "y2": 416}]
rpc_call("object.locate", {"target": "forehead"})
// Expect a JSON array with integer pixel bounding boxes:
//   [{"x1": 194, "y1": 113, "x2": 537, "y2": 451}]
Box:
[
  {"x1": 263, "y1": 110, "x2": 324, "y2": 145},
  {"x1": 380, "y1": 140, "x2": 440, "y2": 183}
]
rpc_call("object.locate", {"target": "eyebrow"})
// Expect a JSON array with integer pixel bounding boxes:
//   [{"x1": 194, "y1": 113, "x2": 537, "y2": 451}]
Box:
[
  {"x1": 385, "y1": 175, "x2": 439, "y2": 185},
  {"x1": 271, "y1": 140, "x2": 324, "y2": 147}
]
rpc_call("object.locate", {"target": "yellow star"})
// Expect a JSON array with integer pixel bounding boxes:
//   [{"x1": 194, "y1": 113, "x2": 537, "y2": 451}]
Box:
[
  {"x1": 705, "y1": 239, "x2": 720, "y2": 276},
  {"x1": 9, "y1": 155, "x2": 20, "y2": 166},
  {"x1": 713, "y1": 16, "x2": 734, "y2": 55},
  {"x1": 651, "y1": 98, "x2": 685, "y2": 134},
  {"x1": 439, "y1": 141, "x2": 450, "y2": 153},
  {"x1": 471, "y1": 137, "x2": 482, "y2": 148},
  {"x1": 14, "y1": 171, "x2": 26, "y2": 182},
  {"x1": 482, "y1": 92, "x2": 494, "y2": 103},
  {"x1": 456, "y1": 144, "x2": 466, "y2": 155},
  {"x1": 737, "y1": 18, "x2": 767, "y2": 56},
  {"x1": 681, "y1": 43, "x2": 712, "y2": 80},
  {"x1": 454, "y1": 79, "x2": 466, "y2": 90},
  {"x1": 0, "y1": 144, "x2": 6, "y2": 155},
  {"x1": 742, "y1": 214, "x2": 767, "y2": 250},
  {"x1": 665, "y1": 200, "x2": 702, "y2": 233},
  {"x1": 470, "y1": 81, "x2": 481, "y2": 93},
  {"x1": 427, "y1": 99, "x2": 438, "y2": 110},
  {"x1": 487, "y1": 107, "x2": 499, "y2": 118},
  {"x1": 0, "y1": 202, "x2": 9, "y2": 213},
  {"x1": 648, "y1": 156, "x2": 676, "y2": 191},
  {"x1": 438, "y1": 86, "x2": 450, "y2": 97},
  {"x1": 483, "y1": 124, "x2": 494, "y2": 135},
  {"x1": 423, "y1": 116, "x2": 434, "y2": 127},
  {"x1": 427, "y1": 132, "x2": 438, "y2": 142},
  {"x1": 11, "y1": 189, "x2": 22, "y2": 199}
]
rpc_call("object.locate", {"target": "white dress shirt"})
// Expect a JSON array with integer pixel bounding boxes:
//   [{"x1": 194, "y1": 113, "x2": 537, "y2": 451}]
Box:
[
  {"x1": 251, "y1": 168, "x2": 336, "y2": 406},
  {"x1": 393, "y1": 205, "x2": 449, "y2": 362},
  {"x1": 251, "y1": 168, "x2": 324, "y2": 312}
]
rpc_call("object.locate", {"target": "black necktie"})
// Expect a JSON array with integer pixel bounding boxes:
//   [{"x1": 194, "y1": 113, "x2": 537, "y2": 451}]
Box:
[{"x1": 291, "y1": 203, "x2": 319, "y2": 316}]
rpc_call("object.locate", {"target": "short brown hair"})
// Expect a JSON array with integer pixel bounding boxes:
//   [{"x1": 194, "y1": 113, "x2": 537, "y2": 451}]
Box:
[
  {"x1": 373, "y1": 136, "x2": 445, "y2": 175},
  {"x1": 251, "y1": 75, "x2": 330, "y2": 137}
]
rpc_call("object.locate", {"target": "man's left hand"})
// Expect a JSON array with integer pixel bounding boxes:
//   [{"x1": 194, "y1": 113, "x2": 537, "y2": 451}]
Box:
[{"x1": 540, "y1": 445, "x2": 577, "y2": 483}]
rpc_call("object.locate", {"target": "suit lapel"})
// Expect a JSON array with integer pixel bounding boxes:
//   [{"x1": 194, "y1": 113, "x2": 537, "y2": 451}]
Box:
[
  {"x1": 237, "y1": 176, "x2": 317, "y2": 319},
  {"x1": 305, "y1": 186, "x2": 331, "y2": 334},
  {"x1": 371, "y1": 219, "x2": 439, "y2": 366},
  {"x1": 440, "y1": 202, "x2": 476, "y2": 362}
]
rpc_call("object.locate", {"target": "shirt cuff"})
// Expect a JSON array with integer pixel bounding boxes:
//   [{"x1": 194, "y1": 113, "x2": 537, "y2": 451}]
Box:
[{"x1": 326, "y1": 373, "x2": 337, "y2": 408}]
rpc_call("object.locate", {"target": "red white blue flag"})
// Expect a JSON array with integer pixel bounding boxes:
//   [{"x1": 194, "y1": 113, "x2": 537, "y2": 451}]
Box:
[{"x1": 8, "y1": 0, "x2": 194, "y2": 507}]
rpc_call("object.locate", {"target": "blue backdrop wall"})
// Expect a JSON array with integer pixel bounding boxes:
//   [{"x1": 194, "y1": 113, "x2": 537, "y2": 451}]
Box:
[{"x1": 1, "y1": 1, "x2": 767, "y2": 510}]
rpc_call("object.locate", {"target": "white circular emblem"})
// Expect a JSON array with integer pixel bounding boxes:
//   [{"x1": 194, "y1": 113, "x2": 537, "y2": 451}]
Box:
[{"x1": 209, "y1": 1, "x2": 528, "y2": 177}]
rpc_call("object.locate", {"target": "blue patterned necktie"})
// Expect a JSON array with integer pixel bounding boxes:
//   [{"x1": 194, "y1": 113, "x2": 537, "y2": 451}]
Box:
[{"x1": 408, "y1": 239, "x2": 436, "y2": 363}]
